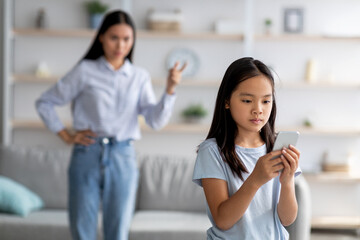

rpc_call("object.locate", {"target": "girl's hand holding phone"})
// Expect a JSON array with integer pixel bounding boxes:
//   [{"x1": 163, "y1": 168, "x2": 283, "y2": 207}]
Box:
[
  {"x1": 250, "y1": 150, "x2": 284, "y2": 188},
  {"x1": 279, "y1": 145, "x2": 300, "y2": 185}
]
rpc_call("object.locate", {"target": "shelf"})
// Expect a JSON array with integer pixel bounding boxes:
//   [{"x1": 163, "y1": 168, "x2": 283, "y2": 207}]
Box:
[
  {"x1": 304, "y1": 172, "x2": 360, "y2": 183},
  {"x1": 142, "y1": 123, "x2": 209, "y2": 134},
  {"x1": 11, "y1": 120, "x2": 209, "y2": 134},
  {"x1": 137, "y1": 30, "x2": 243, "y2": 41},
  {"x1": 11, "y1": 120, "x2": 360, "y2": 136},
  {"x1": 12, "y1": 74, "x2": 58, "y2": 83},
  {"x1": 311, "y1": 216, "x2": 360, "y2": 229},
  {"x1": 153, "y1": 79, "x2": 220, "y2": 87},
  {"x1": 13, "y1": 28, "x2": 243, "y2": 41},
  {"x1": 278, "y1": 126, "x2": 360, "y2": 136},
  {"x1": 276, "y1": 81, "x2": 360, "y2": 89},
  {"x1": 14, "y1": 74, "x2": 360, "y2": 89},
  {"x1": 12, "y1": 74, "x2": 221, "y2": 87},
  {"x1": 13, "y1": 28, "x2": 360, "y2": 42},
  {"x1": 13, "y1": 28, "x2": 95, "y2": 38},
  {"x1": 12, "y1": 120, "x2": 71, "y2": 129},
  {"x1": 16, "y1": 29, "x2": 360, "y2": 42},
  {"x1": 255, "y1": 34, "x2": 360, "y2": 42}
]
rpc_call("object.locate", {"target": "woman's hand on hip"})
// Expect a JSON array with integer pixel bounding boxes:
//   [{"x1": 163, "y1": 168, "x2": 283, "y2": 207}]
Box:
[
  {"x1": 166, "y1": 61, "x2": 187, "y2": 95},
  {"x1": 58, "y1": 129, "x2": 96, "y2": 146}
]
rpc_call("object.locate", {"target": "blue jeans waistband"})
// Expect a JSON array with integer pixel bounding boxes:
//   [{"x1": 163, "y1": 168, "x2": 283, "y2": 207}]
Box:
[{"x1": 92, "y1": 137, "x2": 132, "y2": 146}]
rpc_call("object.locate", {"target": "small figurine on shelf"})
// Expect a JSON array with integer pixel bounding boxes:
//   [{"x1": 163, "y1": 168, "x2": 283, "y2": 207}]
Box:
[
  {"x1": 264, "y1": 18, "x2": 272, "y2": 35},
  {"x1": 35, "y1": 61, "x2": 51, "y2": 78},
  {"x1": 181, "y1": 103, "x2": 207, "y2": 123},
  {"x1": 305, "y1": 58, "x2": 318, "y2": 83},
  {"x1": 36, "y1": 8, "x2": 47, "y2": 29}
]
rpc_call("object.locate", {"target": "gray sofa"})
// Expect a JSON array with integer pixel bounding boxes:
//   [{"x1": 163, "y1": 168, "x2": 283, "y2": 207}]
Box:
[{"x1": 0, "y1": 145, "x2": 311, "y2": 240}]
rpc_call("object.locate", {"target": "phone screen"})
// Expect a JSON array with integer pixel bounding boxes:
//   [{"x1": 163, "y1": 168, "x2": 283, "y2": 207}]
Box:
[
  {"x1": 272, "y1": 131, "x2": 300, "y2": 151},
  {"x1": 271, "y1": 131, "x2": 300, "y2": 163}
]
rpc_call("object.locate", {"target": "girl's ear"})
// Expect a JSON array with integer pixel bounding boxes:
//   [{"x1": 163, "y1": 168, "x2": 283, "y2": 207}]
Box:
[{"x1": 225, "y1": 101, "x2": 230, "y2": 109}]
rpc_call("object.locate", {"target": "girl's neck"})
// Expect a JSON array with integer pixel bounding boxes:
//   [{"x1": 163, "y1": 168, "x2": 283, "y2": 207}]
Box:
[{"x1": 235, "y1": 131, "x2": 264, "y2": 148}]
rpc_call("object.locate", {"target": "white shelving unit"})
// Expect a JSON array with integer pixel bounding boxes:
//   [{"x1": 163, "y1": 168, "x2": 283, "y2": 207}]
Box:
[{"x1": 304, "y1": 172, "x2": 360, "y2": 231}]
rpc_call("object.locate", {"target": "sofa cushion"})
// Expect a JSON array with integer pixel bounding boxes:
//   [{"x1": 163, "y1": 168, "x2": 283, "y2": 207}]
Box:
[
  {"x1": 0, "y1": 145, "x2": 71, "y2": 209},
  {"x1": 0, "y1": 176, "x2": 44, "y2": 216},
  {"x1": 0, "y1": 210, "x2": 102, "y2": 240},
  {"x1": 129, "y1": 210, "x2": 210, "y2": 240},
  {"x1": 137, "y1": 155, "x2": 206, "y2": 212}
]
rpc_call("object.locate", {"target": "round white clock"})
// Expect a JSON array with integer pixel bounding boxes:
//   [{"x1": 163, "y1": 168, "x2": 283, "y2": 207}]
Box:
[{"x1": 166, "y1": 48, "x2": 200, "y2": 77}]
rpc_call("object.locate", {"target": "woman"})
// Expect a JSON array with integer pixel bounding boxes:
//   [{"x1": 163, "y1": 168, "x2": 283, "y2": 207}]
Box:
[{"x1": 36, "y1": 10, "x2": 185, "y2": 240}]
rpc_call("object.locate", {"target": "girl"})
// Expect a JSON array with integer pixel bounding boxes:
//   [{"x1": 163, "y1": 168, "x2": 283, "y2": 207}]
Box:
[
  {"x1": 192, "y1": 57, "x2": 301, "y2": 239},
  {"x1": 36, "y1": 10, "x2": 185, "y2": 240}
]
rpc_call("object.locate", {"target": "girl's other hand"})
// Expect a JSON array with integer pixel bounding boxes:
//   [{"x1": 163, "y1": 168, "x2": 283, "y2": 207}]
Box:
[
  {"x1": 166, "y1": 61, "x2": 187, "y2": 95},
  {"x1": 279, "y1": 145, "x2": 300, "y2": 185},
  {"x1": 249, "y1": 150, "x2": 284, "y2": 188}
]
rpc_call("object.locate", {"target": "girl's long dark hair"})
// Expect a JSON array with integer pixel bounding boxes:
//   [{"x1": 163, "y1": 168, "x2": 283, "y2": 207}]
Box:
[
  {"x1": 206, "y1": 57, "x2": 277, "y2": 181},
  {"x1": 83, "y1": 10, "x2": 136, "y2": 62}
]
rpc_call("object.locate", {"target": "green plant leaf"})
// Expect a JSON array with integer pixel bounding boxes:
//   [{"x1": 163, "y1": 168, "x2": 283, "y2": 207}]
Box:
[
  {"x1": 85, "y1": 1, "x2": 109, "y2": 14},
  {"x1": 182, "y1": 104, "x2": 207, "y2": 118}
]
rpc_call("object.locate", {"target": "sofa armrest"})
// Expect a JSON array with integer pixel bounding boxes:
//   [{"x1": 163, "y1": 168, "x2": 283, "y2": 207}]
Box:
[{"x1": 285, "y1": 175, "x2": 312, "y2": 240}]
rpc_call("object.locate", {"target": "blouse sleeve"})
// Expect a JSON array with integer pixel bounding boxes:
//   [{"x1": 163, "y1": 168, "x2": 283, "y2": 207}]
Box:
[
  {"x1": 35, "y1": 63, "x2": 85, "y2": 133},
  {"x1": 192, "y1": 141, "x2": 227, "y2": 187},
  {"x1": 138, "y1": 73, "x2": 176, "y2": 130}
]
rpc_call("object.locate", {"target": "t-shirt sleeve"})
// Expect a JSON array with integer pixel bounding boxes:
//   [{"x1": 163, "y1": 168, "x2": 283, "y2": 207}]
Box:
[
  {"x1": 192, "y1": 141, "x2": 227, "y2": 187},
  {"x1": 295, "y1": 165, "x2": 302, "y2": 177}
]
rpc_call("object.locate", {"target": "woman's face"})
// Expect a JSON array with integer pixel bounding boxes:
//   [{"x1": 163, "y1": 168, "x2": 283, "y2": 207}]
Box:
[
  {"x1": 226, "y1": 74, "x2": 273, "y2": 135},
  {"x1": 99, "y1": 23, "x2": 134, "y2": 64}
]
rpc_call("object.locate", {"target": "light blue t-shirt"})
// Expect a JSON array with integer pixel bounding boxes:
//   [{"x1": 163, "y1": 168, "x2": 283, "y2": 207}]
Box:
[{"x1": 192, "y1": 138, "x2": 301, "y2": 240}]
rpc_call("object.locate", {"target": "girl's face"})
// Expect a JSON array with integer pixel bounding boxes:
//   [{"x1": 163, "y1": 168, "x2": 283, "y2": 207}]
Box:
[
  {"x1": 99, "y1": 23, "x2": 134, "y2": 64},
  {"x1": 226, "y1": 74, "x2": 273, "y2": 135}
]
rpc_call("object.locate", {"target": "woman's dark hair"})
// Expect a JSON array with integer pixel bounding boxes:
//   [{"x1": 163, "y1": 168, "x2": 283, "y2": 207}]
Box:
[
  {"x1": 206, "y1": 57, "x2": 277, "y2": 181},
  {"x1": 83, "y1": 10, "x2": 136, "y2": 62}
]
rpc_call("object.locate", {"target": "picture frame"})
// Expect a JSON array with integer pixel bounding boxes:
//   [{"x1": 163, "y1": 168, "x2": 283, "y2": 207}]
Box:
[{"x1": 283, "y1": 8, "x2": 304, "y2": 33}]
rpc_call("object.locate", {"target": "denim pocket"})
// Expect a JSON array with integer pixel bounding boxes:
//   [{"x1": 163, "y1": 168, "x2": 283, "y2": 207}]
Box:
[
  {"x1": 111, "y1": 143, "x2": 137, "y2": 171},
  {"x1": 73, "y1": 143, "x2": 89, "y2": 152},
  {"x1": 69, "y1": 143, "x2": 98, "y2": 176}
]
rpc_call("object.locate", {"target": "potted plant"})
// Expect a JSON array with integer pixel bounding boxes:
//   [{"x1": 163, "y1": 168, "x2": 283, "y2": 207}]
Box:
[
  {"x1": 85, "y1": 0, "x2": 109, "y2": 29},
  {"x1": 181, "y1": 103, "x2": 207, "y2": 123},
  {"x1": 264, "y1": 18, "x2": 272, "y2": 35}
]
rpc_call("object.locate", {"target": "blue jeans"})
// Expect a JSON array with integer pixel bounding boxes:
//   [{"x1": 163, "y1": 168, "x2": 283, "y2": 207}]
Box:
[{"x1": 68, "y1": 138, "x2": 138, "y2": 240}]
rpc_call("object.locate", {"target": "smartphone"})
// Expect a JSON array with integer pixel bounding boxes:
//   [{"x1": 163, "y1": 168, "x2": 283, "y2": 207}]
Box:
[
  {"x1": 271, "y1": 131, "x2": 300, "y2": 159},
  {"x1": 273, "y1": 131, "x2": 300, "y2": 151}
]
